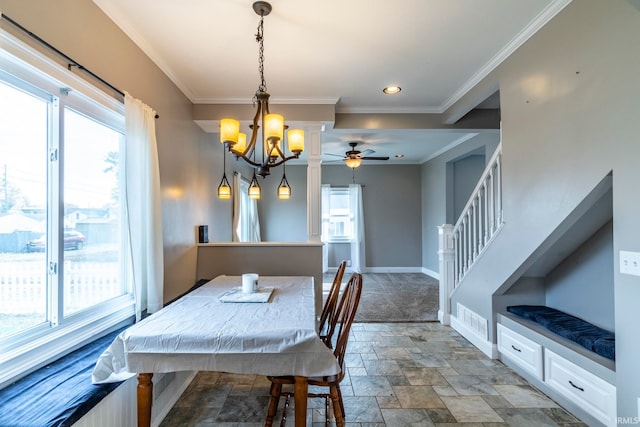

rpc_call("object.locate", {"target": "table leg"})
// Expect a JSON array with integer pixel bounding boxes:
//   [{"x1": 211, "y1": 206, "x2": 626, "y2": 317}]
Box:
[
  {"x1": 293, "y1": 376, "x2": 308, "y2": 426},
  {"x1": 137, "y1": 373, "x2": 153, "y2": 427}
]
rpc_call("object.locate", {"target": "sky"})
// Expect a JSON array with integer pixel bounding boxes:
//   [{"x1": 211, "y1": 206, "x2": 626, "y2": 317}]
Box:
[{"x1": 0, "y1": 80, "x2": 121, "y2": 210}]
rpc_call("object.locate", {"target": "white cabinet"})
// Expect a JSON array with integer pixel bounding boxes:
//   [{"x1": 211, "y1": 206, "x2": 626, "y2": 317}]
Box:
[
  {"x1": 497, "y1": 323, "x2": 543, "y2": 380},
  {"x1": 545, "y1": 349, "x2": 616, "y2": 427},
  {"x1": 497, "y1": 321, "x2": 617, "y2": 427}
]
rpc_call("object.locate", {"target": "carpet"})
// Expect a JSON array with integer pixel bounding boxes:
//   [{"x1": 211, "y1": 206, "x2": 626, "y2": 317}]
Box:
[{"x1": 325, "y1": 272, "x2": 440, "y2": 322}]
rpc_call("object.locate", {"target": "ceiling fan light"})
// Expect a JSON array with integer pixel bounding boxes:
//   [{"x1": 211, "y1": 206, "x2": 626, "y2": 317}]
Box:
[{"x1": 345, "y1": 157, "x2": 362, "y2": 169}]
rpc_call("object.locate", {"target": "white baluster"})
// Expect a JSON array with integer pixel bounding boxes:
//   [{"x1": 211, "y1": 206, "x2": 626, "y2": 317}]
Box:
[
  {"x1": 496, "y1": 154, "x2": 502, "y2": 226},
  {"x1": 472, "y1": 198, "x2": 478, "y2": 259},
  {"x1": 488, "y1": 168, "x2": 495, "y2": 235},
  {"x1": 483, "y1": 182, "x2": 489, "y2": 244}
]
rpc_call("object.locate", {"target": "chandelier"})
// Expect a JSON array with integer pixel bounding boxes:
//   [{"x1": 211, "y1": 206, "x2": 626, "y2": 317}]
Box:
[{"x1": 218, "y1": 1, "x2": 303, "y2": 201}]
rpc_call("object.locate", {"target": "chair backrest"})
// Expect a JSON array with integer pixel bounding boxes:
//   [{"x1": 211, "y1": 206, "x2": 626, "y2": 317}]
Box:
[
  {"x1": 330, "y1": 273, "x2": 362, "y2": 378},
  {"x1": 318, "y1": 260, "x2": 347, "y2": 344}
]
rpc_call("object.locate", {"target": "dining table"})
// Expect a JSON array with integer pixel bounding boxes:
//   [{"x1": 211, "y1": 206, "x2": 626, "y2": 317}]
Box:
[{"x1": 91, "y1": 275, "x2": 340, "y2": 427}]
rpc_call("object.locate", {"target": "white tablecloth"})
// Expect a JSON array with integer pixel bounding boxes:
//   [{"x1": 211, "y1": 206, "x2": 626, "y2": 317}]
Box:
[{"x1": 92, "y1": 276, "x2": 339, "y2": 384}]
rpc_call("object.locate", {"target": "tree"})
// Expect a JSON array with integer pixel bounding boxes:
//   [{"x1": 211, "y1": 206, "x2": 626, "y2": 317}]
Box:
[
  {"x1": 103, "y1": 151, "x2": 119, "y2": 203},
  {"x1": 0, "y1": 165, "x2": 27, "y2": 214}
]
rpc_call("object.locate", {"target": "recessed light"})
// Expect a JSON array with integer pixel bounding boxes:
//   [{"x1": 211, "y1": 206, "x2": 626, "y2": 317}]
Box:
[
  {"x1": 395, "y1": 154, "x2": 404, "y2": 158},
  {"x1": 383, "y1": 85, "x2": 401, "y2": 95}
]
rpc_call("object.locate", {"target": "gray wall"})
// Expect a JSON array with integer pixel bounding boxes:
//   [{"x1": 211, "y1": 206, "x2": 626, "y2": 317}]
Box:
[
  {"x1": 545, "y1": 221, "x2": 614, "y2": 331},
  {"x1": 196, "y1": 244, "x2": 323, "y2": 312},
  {"x1": 323, "y1": 164, "x2": 422, "y2": 269},
  {"x1": 453, "y1": 154, "x2": 486, "y2": 222},
  {"x1": 258, "y1": 165, "x2": 308, "y2": 242},
  {"x1": 446, "y1": 0, "x2": 640, "y2": 416},
  {"x1": 421, "y1": 133, "x2": 500, "y2": 273}
]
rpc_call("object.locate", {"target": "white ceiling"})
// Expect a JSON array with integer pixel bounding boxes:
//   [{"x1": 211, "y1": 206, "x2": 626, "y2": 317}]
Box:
[{"x1": 93, "y1": 0, "x2": 570, "y2": 165}]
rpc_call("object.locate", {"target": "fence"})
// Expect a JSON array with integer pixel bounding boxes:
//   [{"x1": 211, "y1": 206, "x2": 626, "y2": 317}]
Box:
[{"x1": 0, "y1": 260, "x2": 122, "y2": 314}]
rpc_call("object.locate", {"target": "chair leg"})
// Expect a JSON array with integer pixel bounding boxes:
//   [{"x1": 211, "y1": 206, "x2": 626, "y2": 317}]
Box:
[
  {"x1": 329, "y1": 385, "x2": 345, "y2": 427},
  {"x1": 335, "y1": 384, "x2": 345, "y2": 420},
  {"x1": 265, "y1": 382, "x2": 282, "y2": 427}
]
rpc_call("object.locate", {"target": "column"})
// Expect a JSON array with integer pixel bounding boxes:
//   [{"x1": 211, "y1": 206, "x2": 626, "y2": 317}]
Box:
[
  {"x1": 438, "y1": 224, "x2": 455, "y2": 325},
  {"x1": 306, "y1": 124, "x2": 323, "y2": 242}
]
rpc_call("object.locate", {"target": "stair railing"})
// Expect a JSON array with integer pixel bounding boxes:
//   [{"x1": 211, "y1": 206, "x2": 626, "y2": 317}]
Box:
[{"x1": 438, "y1": 143, "x2": 503, "y2": 325}]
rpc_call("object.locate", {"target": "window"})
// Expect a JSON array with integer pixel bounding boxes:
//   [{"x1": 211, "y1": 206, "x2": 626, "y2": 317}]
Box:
[
  {"x1": 322, "y1": 187, "x2": 354, "y2": 242},
  {"x1": 0, "y1": 30, "x2": 133, "y2": 385}
]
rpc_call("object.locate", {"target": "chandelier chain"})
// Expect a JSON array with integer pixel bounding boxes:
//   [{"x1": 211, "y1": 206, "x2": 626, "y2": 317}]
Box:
[{"x1": 256, "y1": 14, "x2": 267, "y2": 94}]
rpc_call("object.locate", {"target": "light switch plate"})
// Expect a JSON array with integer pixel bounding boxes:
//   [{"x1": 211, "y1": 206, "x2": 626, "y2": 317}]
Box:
[{"x1": 620, "y1": 251, "x2": 640, "y2": 276}]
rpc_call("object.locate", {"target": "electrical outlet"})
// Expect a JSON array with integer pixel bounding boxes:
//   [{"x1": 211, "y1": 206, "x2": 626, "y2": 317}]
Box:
[{"x1": 620, "y1": 251, "x2": 640, "y2": 276}]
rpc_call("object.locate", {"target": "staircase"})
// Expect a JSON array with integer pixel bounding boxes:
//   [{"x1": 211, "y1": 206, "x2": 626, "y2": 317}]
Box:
[{"x1": 438, "y1": 143, "x2": 503, "y2": 324}]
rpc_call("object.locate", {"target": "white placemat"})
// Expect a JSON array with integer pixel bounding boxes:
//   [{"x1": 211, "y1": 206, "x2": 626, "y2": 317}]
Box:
[{"x1": 218, "y1": 286, "x2": 274, "y2": 303}]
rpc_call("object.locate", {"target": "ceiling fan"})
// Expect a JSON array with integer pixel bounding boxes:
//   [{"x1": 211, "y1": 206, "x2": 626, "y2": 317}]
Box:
[{"x1": 326, "y1": 142, "x2": 390, "y2": 169}]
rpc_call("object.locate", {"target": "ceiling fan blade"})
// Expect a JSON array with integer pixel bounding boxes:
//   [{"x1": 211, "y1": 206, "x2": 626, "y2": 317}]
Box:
[
  {"x1": 324, "y1": 153, "x2": 346, "y2": 158},
  {"x1": 360, "y1": 156, "x2": 390, "y2": 160},
  {"x1": 360, "y1": 149, "x2": 375, "y2": 156}
]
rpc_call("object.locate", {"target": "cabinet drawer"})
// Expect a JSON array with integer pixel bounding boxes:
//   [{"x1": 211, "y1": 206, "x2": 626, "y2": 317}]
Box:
[
  {"x1": 497, "y1": 324, "x2": 543, "y2": 380},
  {"x1": 544, "y1": 349, "x2": 616, "y2": 427}
]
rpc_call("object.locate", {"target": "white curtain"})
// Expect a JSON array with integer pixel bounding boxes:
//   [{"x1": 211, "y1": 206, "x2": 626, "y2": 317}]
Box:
[
  {"x1": 124, "y1": 92, "x2": 163, "y2": 320},
  {"x1": 349, "y1": 184, "x2": 365, "y2": 273},
  {"x1": 232, "y1": 173, "x2": 261, "y2": 242},
  {"x1": 321, "y1": 184, "x2": 331, "y2": 273}
]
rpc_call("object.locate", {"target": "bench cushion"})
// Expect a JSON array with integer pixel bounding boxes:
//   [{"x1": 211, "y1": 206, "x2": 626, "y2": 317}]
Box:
[
  {"x1": 507, "y1": 305, "x2": 615, "y2": 361},
  {"x1": 0, "y1": 328, "x2": 126, "y2": 427}
]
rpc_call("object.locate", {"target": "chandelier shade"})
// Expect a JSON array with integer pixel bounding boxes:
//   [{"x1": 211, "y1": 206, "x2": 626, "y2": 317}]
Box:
[
  {"x1": 217, "y1": 137, "x2": 232, "y2": 200},
  {"x1": 218, "y1": 1, "x2": 304, "y2": 200},
  {"x1": 217, "y1": 175, "x2": 231, "y2": 199},
  {"x1": 248, "y1": 172, "x2": 261, "y2": 200}
]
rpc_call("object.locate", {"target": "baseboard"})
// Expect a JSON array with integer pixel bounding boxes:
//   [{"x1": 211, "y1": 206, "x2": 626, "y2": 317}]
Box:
[
  {"x1": 450, "y1": 315, "x2": 498, "y2": 359},
  {"x1": 421, "y1": 267, "x2": 439, "y2": 280},
  {"x1": 363, "y1": 267, "x2": 425, "y2": 273},
  {"x1": 437, "y1": 309, "x2": 449, "y2": 325},
  {"x1": 327, "y1": 266, "x2": 432, "y2": 274}
]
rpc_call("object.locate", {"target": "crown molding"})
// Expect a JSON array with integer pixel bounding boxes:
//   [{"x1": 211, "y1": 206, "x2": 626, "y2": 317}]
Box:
[
  {"x1": 193, "y1": 96, "x2": 339, "y2": 105},
  {"x1": 92, "y1": 0, "x2": 197, "y2": 102},
  {"x1": 440, "y1": 0, "x2": 573, "y2": 113}
]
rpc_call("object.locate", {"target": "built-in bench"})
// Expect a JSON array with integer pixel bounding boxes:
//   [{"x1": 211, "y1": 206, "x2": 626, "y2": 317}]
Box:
[
  {"x1": 0, "y1": 279, "x2": 213, "y2": 427},
  {"x1": 0, "y1": 327, "x2": 127, "y2": 427},
  {"x1": 506, "y1": 305, "x2": 615, "y2": 361}
]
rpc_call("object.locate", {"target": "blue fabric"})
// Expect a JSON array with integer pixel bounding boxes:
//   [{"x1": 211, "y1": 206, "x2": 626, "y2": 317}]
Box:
[
  {"x1": 0, "y1": 327, "x2": 127, "y2": 427},
  {"x1": 507, "y1": 305, "x2": 615, "y2": 360}
]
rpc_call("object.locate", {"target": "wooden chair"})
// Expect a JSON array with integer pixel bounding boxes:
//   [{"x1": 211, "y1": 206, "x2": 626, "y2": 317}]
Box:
[
  {"x1": 318, "y1": 260, "x2": 347, "y2": 347},
  {"x1": 265, "y1": 273, "x2": 363, "y2": 427}
]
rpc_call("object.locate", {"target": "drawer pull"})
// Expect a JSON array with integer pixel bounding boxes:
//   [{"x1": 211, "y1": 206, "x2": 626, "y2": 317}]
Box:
[
  {"x1": 569, "y1": 380, "x2": 584, "y2": 392},
  {"x1": 511, "y1": 344, "x2": 522, "y2": 352}
]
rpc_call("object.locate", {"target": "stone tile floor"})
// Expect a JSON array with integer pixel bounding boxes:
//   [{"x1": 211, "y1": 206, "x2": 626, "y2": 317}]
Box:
[{"x1": 160, "y1": 322, "x2": 588, "y2": 426}]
